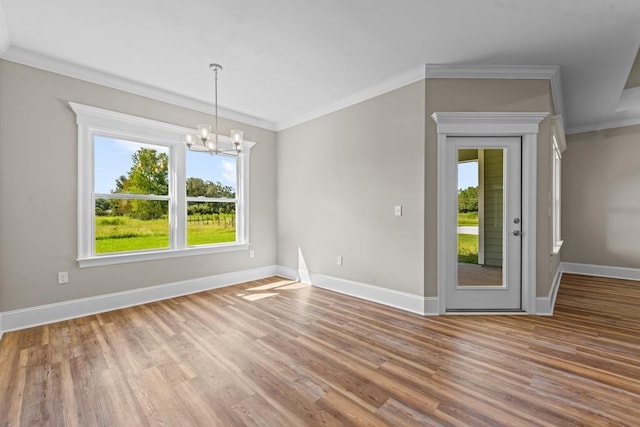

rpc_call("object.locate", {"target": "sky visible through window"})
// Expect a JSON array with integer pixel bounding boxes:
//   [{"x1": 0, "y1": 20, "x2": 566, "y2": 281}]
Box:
[
  {"x1": 94, "y1": 136, "x2": 236, "y2": 193},
  {"x1": 458, "y1": 161, "x2": 478, "y2": 190}
]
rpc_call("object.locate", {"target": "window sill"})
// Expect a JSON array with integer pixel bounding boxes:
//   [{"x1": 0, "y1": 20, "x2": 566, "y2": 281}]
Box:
[
  {"x1": 77, "y1": 243, "x2": 250, "y2": 268},
  {"x1": 551, "y1": 240, "x2": 564, "y2": 255}
]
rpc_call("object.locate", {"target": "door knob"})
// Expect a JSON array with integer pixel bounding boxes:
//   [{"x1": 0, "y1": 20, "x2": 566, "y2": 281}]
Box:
[{"x1": 513, "y1": 230, "x2": 522, "y2": 236}]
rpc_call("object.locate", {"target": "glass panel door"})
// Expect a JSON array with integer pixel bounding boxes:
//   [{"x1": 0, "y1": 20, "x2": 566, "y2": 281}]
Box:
[
  {"x1": 446, "y1": 137, "x2": 522, "y2": 311},
  {"x1": 457, "y1": 149, "x2": 504, "y2": 287}
]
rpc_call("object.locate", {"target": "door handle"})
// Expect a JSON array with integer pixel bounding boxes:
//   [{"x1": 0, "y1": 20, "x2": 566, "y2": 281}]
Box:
[{"x1": 513, "y1": 230, "x2": 522, "y2": 236}]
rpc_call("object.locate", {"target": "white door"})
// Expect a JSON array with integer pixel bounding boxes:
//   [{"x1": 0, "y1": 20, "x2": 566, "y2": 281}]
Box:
[{"x1": 446, "y1": 137, "x2": 522, "y2": 311}]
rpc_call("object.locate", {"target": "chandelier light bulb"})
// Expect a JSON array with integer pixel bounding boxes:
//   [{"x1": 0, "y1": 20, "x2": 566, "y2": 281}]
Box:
[
  {"x1": 197, "y1": 125, "x2": 211, "y2": 140},
  {"x1": 230, "y1": 130, "x2": 243, "y2": 146}
]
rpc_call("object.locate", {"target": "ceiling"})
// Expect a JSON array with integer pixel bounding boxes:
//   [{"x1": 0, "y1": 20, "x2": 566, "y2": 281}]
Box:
[{"x1": 1, "y1": 0, "x2": 640, "y2": 133}]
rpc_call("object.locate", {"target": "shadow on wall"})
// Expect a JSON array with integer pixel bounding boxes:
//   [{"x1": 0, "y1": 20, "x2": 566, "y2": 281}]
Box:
[{"x1": 298, "y1": 246, "x2": 311, "y2": 284}]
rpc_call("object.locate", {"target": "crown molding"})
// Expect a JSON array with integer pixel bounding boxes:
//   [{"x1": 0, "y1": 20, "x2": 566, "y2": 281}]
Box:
[
  {"x1": 276, "y1": 65, "x2": 427, "y2": 131},
  {"x1": 2, "y1": 48, "x2": 575, "y2": 135},
  {"x1": 0, "y1": 46, "x2": 278, "y2": 131},
  {"x1": 2, "y1": 45, "x2": 426, "y2": 133},
  {"x1": 550, "y1": 115, "x2": 567, "y2": 153},
  {"x1": 0, "y1": 3, "x2": 9, "y2": 53},
  {"x1": 549, "y1": 68, "x2": 565, "y2": 119},
  {"x1": 425, "y1": 64, "x2": 559, "y2": 80}
]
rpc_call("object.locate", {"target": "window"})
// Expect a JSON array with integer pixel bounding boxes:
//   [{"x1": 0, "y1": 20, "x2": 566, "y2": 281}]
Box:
[
  {"x1": 550, "y1": 116, "x2": 566, "y2": 254},
  {"x1": 94, "y1": 137, "x2": 171, "y2": 254},
  {"x1": 185, "y1": 150, "x2": 238, "y2": 246},
  {"x1": 71, "y1": 103, "x2": 254, "y2": 267}
]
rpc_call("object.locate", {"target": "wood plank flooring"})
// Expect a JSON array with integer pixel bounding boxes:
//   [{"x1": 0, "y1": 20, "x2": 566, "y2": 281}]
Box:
[{"x1": 1, "y1": 273, "x2": 640, "y2": 426}]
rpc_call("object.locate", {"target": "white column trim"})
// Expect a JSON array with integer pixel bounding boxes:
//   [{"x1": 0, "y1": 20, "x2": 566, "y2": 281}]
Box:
[
  {"x1": 521, "y1": 132, "x2": 538, "y2": 314},
  {"x1": 536, "y1": 266, "x2": 563, "y2": 315}
]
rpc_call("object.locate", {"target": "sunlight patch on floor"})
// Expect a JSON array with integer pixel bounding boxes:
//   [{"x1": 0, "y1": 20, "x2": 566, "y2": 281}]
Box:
[
  {"x1": 245, "y1": 280, "x2": 296, "y2": 291},
  {"x1": 238, "y1": 279, "x2": 307, "y2": 302},
  {"x1": 242, "y1": 292, "x2": 279, "y2": 301}
]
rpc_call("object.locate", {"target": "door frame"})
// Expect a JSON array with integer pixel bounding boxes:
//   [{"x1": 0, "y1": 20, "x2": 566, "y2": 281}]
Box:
[
  {"x1": 432, "y1": 112, "x2": 548, "y2": 314},
  {"x1": 446, "y1": 137, "x2": 522, "y2": 310}
]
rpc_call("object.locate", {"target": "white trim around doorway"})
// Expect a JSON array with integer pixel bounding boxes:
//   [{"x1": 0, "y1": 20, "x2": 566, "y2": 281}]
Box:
[{"x1": 432, "y1": 112, "x2": 548, "y2": 314}]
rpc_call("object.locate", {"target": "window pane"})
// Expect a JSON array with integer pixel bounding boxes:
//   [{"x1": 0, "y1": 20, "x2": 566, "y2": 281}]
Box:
[
  {"x1": 457, "y1": 157, "x2": 479, "y2": 266},
  {"x1": 94, "y1": 136, "x2": 169, "y2": 195},
  {"x1": 458, "y1": 149, "x2": 504, "y2": 287},
  {"x1": 187, "y1": 202, "x2": 236, "y2": 246},
  {"x1": 186, "y1": 151, "x2": 236, "y2": 197},
  {"x1": 95, "y1": 199, "x2": 169, "y2": 253}
]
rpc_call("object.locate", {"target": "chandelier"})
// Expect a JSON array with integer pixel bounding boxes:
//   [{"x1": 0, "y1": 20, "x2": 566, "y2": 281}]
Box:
[{"x1": 185, "y1": 63, "x2": 243, "y2": 155}]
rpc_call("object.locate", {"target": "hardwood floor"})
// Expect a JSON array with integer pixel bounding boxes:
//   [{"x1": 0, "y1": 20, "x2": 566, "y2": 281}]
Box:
[{"x1": 1, "y1": 273, "x2": 640, "y2": 426}]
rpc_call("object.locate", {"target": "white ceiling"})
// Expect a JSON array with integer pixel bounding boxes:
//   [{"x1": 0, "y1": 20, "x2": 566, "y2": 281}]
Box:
[{"x1": 1, "y1": 0, "x2": 640, "y2": 133}]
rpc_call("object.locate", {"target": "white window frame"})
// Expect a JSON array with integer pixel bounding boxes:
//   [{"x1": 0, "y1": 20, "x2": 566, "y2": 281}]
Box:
[
  {"x1": 70, "y1": 102, "x2": 255, "y2": 268},
  {"x1": 550, "y1": 115, "x2": 566, "y2": 254}
]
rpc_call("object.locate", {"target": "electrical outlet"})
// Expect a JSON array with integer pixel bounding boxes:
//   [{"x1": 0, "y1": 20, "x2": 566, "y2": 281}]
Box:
[
  {"x1": 249, "y1": 250, "x2": 255, "y2": 258},
  {"x1": 57, "y1": 271, "x2": 69, "y2": 284},
  {"x1": 337, "y1": 255, "x2": 343, "y2": 265}
]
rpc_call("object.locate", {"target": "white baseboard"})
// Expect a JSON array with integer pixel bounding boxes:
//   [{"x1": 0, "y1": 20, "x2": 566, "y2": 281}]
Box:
[
  {"x1": 561, "y1": 262, "x2": 640, "y2": 281},
  {"x1": 0, "y1": 265, "x2": 278, "y2": 335},
  {"x1": 307, "y1": 272, "x2": 428, "y2": 315},
  {"x1": 275, "y1": 265, "x2": 300, "y2": 281},
  {"x1": 423, "y1": 297, "x2": 440, "y2": 316},
  {"x1": 536, "y1": 266, "x2": 563, "y2": 316},
  {"x1": 5, "y1": 261, "x2": 634, "y2": 339},
  {"x1": 280, "y1": 265, "x2": 438, "y2": 315}
]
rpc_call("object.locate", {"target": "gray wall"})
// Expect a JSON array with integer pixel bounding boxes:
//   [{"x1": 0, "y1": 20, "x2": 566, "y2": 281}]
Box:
[
  {"x1": 0, "y1": 60, "x2": 566, "y2": 313},
  {"x1": 562, "y1": 124, "x2": 640, "y2": 268},
  {"x1": 0, "y1": 60, "x2": 277, "y2": 311},
  {"x1": 426, "y1": 79, "x2": 557, "y2": 298},
  {"x1": 277, "y1": 78, "x2": 558, "y2": 300},
  {"x1": 277, "y1": 81, "x2": 426, "y2": 296}
]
